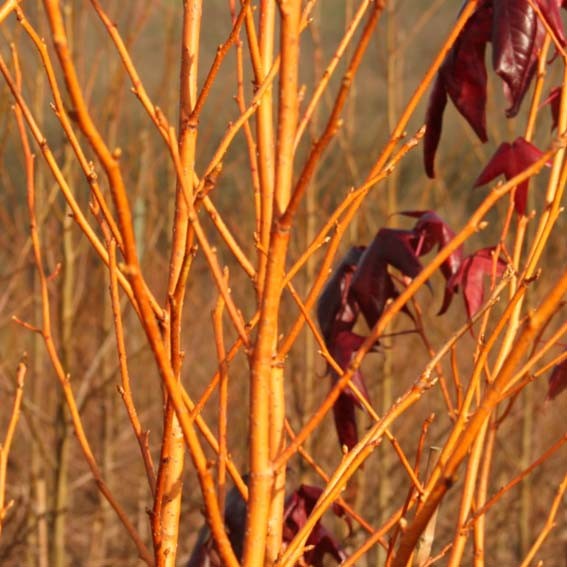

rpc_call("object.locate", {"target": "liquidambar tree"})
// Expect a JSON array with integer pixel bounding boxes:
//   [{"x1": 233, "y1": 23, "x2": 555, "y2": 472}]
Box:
[{"x1": 0, "y1": 1, "x2": 566, "y2": 566}]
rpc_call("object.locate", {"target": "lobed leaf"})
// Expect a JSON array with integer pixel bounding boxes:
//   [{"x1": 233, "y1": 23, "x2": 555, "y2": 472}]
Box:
[
  {"x1": 349, "y1": 229, "x2": 422, "y2": 331},
  {"x1": 440, "y1": 247, "x2": 506, "y2": 318},
  {"x1": 401, "y1": 210, "x2": 463, "y2": 280},
  {"x1": 473, "y1": 136, "x2": 546, "y2": 214}
]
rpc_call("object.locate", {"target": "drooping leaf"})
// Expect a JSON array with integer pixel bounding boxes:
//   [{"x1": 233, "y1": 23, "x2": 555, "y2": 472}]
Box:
[
  {"x1": 317, "y1": 247, "x2": 373, "y2": 453},
  {"x1": 442, "y1": 1, "x2": 493, "y2": 136},
  {"x1": 400, "y1": 210, "x2": 463, "y2": 280},
  {"x1": 440, "y1": 247, "x2": 507, "y2": 318},
  {"x1": 424, "y1": 1, "x2": 492, "y2": 177},
  {"x1": 541, "y1": 86, "x2": 562, "y2": 130},
  {"x1": 535, "y1": 0, "x2": 566, "y2": 45},
  {"x1": 189, "y1": 480, "x2": 349, "y2": 567},
  {"x1": 328, "y1": 330, "x2": 371, "y2": 405},
  {"x1": 327, "y1": 331, "x2": 371, "y2": 451},
  {"x1": 317, "y1": 246, "x2": 365, "y2": 344},
  {"x1": 349, "y1": 229, "x2": 422, "y2": 330},
  {"x1": 473, "y1": 137, "x2": 546, "y2": 214},
  {"x1": 424, "y1": 0, "x2": 564, "y2": 177},
  {"x1": 547, "y1": 350, "x2": 567, "y2": 400},
  {"x1": 332, "y1": 391, "x2": 359, "y2": 452},
  {"x1": 283, "y1": 485, "x2": 348, "y2": 566},
  {"x1": 424, "y1": 75, "x2": 449, "y2": 178},
  {"x1": 492, "y1": 0, "x2": 547, "y2": 117}
]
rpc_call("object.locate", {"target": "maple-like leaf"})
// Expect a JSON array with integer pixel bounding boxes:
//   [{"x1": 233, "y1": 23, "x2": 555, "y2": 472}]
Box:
[
  {"x1": 401, "y1": 210, "x2": 463, "y2": 280},
  {"x1": 317, "y1": 216, "x2": 459, "y2": 452},
  {"x1": 473, "y1": 137, "x2": 545, "y2": 215},
  {"x1": 547, "y1": 350, "x2": 567, "y2": 400},
  {"x1": 439, "y1": 247, "x2": 507, "y2": 318}
]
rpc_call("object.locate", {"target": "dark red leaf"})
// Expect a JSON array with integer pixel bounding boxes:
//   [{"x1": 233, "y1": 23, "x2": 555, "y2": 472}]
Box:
[
  {"x1": 424, "y1": 2, "x2": 492, "y2": 177},
  {"x1": 441, "y1": 247, "x2": 507, "y2": 318},
  {"x1": 332, "y1": 391, "x2": 359, "y2": 451},
  {"x1": 400, "y1": 210, "x2": 463, "y2": 280},
  {"x1": 442, "y1": 2, "x2": 492, "y2": 136},
  {"x1": 541, "y1": 86, "x2": 562, "y2": 130},
  {"x1": 329, "y1": 331, "x2": 371, "y2": 405},
  {"x1": 547, "y1": 350, "x2": 567, "y2": 400},
  {"x1": 283, "y1": 485, "x2": 348, "y2": 566},
  {"x1": 306, "y1": 524, "x2": 348, "y2": 566},
  {"x1": 424, "y1": 75, "x2": 448, "y2": 178},
  {"x1": 349, "y1": 229, "x2": 422, "y2": 330},
  {"x1": 190, "y1": 480, "x2": 349, "y2": 566},
  {"x1": 317, "y1": 246, "x2": 365, "y2": 344},
  {"x1": 535, "y1": 0, "x2": 566, "y2": 45},
  {"x1": 492, "y1": 0, "x2": 546, "y2": 117},
  {"x1": 473, "y1": 137, "x2": 545, "y2": 214}
]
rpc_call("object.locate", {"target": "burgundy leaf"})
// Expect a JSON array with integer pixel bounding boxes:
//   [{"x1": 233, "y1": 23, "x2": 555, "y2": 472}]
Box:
[
  {"x1": 329, "y1": 331, "x2": 371, "y2": 405},
  {"x1": 424, "y1": 75, "x2": 449, "y2": 178},
  {"x1": 535, "y1": 0, "x2": 566, "y2": 45},
  {"x1": 541, "y1": 86, "x2": 562, "y2": 130},
  {"x1": 317, "y1": 246, "x2": 365, "y2": 344},
  {"x1": 306, "y1": 524, "x2": 348, "y2": 566},
  {"x1": 547, "y1": 350, "x2": 567, "y2": 400},
  {"x1": 441, "y1": 247, "x2": 507, "y2": 319},
  {"x1": 473, "y1": 137, "x2": 545, "y2": 214},
  {"x1": 400, "y1": 210, "x2": 463, "y2": 280},
  {"x1": 332, "y1": 391, "x2": 359, "y2": 451},
  {"x1": 492, "y1": 0, "x2": 545, "y2": 117},
  {"x1": 424, "y1": 2, "x2": 492, "y2": 177},
  {"x1": 190, "y1": 479, "x2": 349, "y2": 567},
  {"x1": 283, "y1": 485, "x2": 348, "y2": 566},
  {"x1": 349, "y1": 229, "x2": 422, "y2": 330},
  {"x1": 442, "y1": 2, "x2": 492, "y2": 136}
]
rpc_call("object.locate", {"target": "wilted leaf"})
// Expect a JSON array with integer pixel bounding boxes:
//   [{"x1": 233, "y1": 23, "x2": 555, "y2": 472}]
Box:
[
  {"x1": 473, "y1": 137, "x2": 546, "y2": 214},
  {"x1": 547, "y1": 350, "x2": 567, "y2": 400},
  {"x1": 440, "y1": 247, "x2": 506, "y2": 318}
]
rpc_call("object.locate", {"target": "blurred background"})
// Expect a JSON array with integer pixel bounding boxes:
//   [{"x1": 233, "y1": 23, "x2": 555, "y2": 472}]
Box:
[{"x1": 0, "y1": 1, "x2": 565, "y2": 565}]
